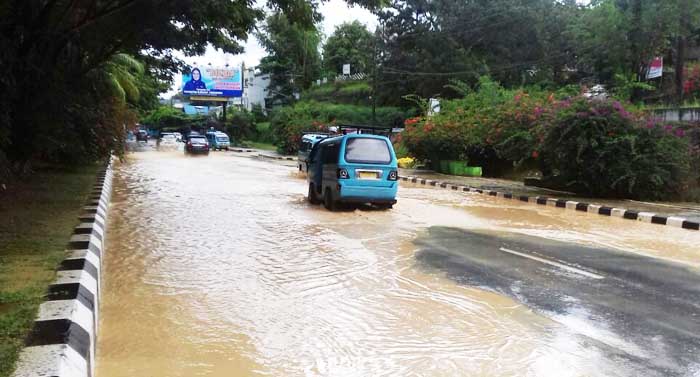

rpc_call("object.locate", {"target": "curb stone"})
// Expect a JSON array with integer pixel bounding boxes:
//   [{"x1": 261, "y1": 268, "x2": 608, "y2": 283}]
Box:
[
  {"x1": 11, "y1": 158, "x2": 114, "y2": 377},
  {"x1": 399, "y1": 175, "x2": 700, "y2": 232},
  {"x1": 259, "y1": 153, "x2": 295, "y2": 161}
]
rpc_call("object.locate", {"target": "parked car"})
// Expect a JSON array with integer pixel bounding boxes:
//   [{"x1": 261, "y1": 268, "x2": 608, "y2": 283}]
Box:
[
  {"x1": 298, "y1": 133, "x2": 330, "y2": 172},
  {"x1": 205, "y1": 131, "x2": 231, "y2": 151},
  {"x1": 185, "y1": 136, "x2": 210, "y2": 155},
  {"x1": 307, "y1": 134, "x2": 398, "y2": 210}
]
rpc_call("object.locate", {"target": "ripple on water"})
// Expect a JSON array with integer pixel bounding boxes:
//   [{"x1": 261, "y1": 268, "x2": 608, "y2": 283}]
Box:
[{"x1": 97, "y1": 154, "x2": 695, "y2": 377}]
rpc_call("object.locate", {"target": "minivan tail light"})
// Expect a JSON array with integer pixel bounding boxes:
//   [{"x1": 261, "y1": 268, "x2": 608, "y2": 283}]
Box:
[
  {"x1": 388, "y1": 170, "x2": 398, "y2": 181},
  {"x1": 337, "y1": 168, "x2": 349, "y2": 179}
]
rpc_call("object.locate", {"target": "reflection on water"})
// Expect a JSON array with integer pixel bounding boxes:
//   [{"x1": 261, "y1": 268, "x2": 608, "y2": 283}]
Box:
[{"x1": 97, "y1": 151, "x2": 700, "y2": 377}]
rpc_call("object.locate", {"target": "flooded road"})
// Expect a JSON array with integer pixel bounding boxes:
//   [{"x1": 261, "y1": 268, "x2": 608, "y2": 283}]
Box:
[{"x1": 96, "y1": 150, "x2": 700, "y2": 377}]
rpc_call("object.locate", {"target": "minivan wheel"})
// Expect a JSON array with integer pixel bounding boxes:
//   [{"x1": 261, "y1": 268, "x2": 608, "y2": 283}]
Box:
[
  {"x1": 323, "y1": 189, "x2": 337, "y2": 211},
  {"x1": 308, "y1": 183, "x2": 321, "y2": 204}
]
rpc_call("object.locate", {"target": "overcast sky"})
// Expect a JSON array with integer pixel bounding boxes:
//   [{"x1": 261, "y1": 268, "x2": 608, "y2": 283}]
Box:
[{"x1": 165, "y1": 0, "x2": 378, "y2": 97}]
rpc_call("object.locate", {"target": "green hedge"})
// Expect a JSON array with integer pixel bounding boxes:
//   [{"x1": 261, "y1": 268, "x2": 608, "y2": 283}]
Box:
[
  {"x1": 401, "y1": 79, "x2": 697, "y2": 200},
  {"x1": 540, "y1": 99, "x2": 691, "y2": 200},
  {"x1": 270, "y1": 100, "x2": 412, "y2": 154}
]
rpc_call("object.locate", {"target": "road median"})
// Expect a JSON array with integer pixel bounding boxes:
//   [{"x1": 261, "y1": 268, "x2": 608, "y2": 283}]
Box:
[{"x1": 8, "y1": 159, "x2": 113, "y2": 377}]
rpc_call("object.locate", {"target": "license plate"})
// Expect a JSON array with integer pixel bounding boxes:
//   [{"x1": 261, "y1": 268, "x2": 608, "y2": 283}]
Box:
[{"x1": 359, "y1": 171, "x2": 379, "y2": 179}]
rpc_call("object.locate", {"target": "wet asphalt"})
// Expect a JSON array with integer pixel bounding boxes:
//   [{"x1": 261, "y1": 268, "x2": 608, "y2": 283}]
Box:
[{"x1": 414, "y1": 227, "x2": 700, "y2": 376}]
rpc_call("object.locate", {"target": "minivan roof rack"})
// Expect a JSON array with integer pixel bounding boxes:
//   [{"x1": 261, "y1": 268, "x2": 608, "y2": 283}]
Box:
[
  {"x1": 336, "y1": 124, "x2": 393, "y2": 136},
  {"x1": 301, "y1": 131, "x2": 333, "y2": 136}
]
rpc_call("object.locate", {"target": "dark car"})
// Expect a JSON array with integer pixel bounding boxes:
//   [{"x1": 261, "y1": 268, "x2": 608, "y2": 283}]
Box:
[
  {"x1": 185, "y1": 136, "x2": 210, "y2": 155},
  {"x1": 136, "y1": 129, "x2": 148, "y2": 142}
]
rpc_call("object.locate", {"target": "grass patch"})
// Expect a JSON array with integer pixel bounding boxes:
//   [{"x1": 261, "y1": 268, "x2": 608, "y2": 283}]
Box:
[
  {"x1": 0, "y1": 164, "x2": 99, "y2": 377},
  {"x1": 241, "y1": 141, "x2": 277, "y2": 151}
]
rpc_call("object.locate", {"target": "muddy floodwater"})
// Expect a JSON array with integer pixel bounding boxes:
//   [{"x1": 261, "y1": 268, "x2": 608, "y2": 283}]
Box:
[{"x1": 96, "y1": 150, "x2": 700, "y2": 377}]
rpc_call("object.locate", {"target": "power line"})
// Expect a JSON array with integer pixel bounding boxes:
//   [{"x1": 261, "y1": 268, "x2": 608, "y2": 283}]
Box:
[{"x1": 379, "y1": 43, "x2": 599, "y2": 78}]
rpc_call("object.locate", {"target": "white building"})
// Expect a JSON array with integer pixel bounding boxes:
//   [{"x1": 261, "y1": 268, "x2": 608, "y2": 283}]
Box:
[{"x1": 242, "y1": 67, "x2": 270, "y2": 112}]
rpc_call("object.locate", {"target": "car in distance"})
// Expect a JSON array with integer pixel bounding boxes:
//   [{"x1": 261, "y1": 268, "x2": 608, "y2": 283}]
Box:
[
  {"x1": 298, "y1": 133, "x2": 329, "y2": 172},
  {"x1": 136, "y1": 129, "x2": 148, "y2": 142},
  {"x1": 205, "y1": 131, "x2": 231, "y2": 151},
  {"x1": 158, "y1": 133, "x2": 178, "y2": 149},
  {"x1": 185, "y1": 136, "x2": 210, "y2": 155},
  {"x1": 306, "y1": 134, "x2": 398, "y2": 210}
]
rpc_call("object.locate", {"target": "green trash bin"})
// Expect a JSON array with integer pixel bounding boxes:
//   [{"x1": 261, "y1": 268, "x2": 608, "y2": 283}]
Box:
[
  {"x1": 449, "y1": 161, "x2": 466, "y2": 175},
  {"x1": 464, "y1": 166, "x2": 483, "y2": 177},
  {"x1": 439, "y1": 160, "x2": 450, "y2": 174}
]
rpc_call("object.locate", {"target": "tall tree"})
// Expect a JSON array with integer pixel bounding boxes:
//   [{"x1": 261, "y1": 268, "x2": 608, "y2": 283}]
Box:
[
  {"x1": 323, "y1": 21, "x2": 376, "y2": 75},
  {"x1": 257, "y1": 13, "x2": 322, "y2": 105},
  {"x1": 0, "y1": 0, "x2": 381, "y2": 169}
]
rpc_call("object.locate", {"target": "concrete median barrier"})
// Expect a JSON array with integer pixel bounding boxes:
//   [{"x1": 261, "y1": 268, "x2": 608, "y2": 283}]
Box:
[{"x1": 11, "y1": 159, "x2": 114, "y2": 377}]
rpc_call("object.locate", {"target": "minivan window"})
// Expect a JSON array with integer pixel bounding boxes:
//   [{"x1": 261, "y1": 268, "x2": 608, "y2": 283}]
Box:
[
  {"x1": 190, "y1": 137, "x2": 207, "y2": 144},
  {"x1": 322, "y1": 143, "x2": 339, "y2": 164},
  {"x1": 344, "y1": 138, "x2": 391, "y2": 164}
]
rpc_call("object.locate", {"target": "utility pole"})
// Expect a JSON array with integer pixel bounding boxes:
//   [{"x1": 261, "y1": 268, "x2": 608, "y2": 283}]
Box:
[
  {"x1": 372, "y1": 22, "x2": 383, "y2": 126},
  {"x1": 675, "y1": 0, "x2": 690, "y2": 105}
]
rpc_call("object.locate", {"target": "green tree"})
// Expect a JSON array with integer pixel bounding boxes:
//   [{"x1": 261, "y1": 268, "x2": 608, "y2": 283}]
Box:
[
  {"x1": 257, "y1": 13, "x2": 323, "y2": 105},
  {"x1": 0, "y1": 0, "x2": 381, "y2": 173},
  {"x1": 323, "y1": 21, "x2": 376, "y2": 75}
]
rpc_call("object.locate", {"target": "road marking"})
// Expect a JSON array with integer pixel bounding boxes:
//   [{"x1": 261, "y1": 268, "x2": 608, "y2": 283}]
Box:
[{"x1": 499, "y1": 247, "x2": 605, "y2": 280}]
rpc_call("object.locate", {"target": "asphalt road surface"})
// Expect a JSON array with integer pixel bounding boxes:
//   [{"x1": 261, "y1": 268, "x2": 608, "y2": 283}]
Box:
[{"x1": 415, "y1": 227, "x2": 700, "y2": 376}]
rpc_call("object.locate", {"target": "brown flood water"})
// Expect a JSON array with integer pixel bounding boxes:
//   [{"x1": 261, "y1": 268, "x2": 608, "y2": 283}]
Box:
[{"x1": 96, "y1": 151, "x2": 700, "y2": 377}]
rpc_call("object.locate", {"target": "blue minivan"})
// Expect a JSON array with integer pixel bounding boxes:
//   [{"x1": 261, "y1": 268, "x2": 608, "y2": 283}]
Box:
[
  {"x1": 205, "y1": 131, "x2": 230, "y2": 150},
  {"x1": 307, "y1": 134, "x2": 398, "y2": 210},
  {"x1": 298, "y1": 133, "x2": 330, "y2": 172}
]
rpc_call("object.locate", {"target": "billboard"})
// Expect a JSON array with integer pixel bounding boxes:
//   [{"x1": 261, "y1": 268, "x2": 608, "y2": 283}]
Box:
[{"x1": 182, "y1": 66, "x2": 243, "y2": 97}]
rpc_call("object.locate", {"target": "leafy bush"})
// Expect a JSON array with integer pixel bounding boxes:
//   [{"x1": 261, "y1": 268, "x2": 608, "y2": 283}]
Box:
[
  {"x1": 141, "y1": 106, "x2": 211, "y2": 130},
  {"x1": 270, "y1": 100, "x2": 412, "y2": 154},
  {"x1": 224, "y1": 108, "x2": 256, "y2": 142},
  {"x1": 401, "y1": 77, "x2": 544, "y2": 174},
  {"x1": 540, "y1": 98, "x2": 691, "y2": 200}
]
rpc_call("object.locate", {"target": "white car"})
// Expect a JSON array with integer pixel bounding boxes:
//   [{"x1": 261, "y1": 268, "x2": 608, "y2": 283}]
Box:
[
  {"x1": 173, "y1": 132, "x2": 183, "y2": 142},
  {"x1": 158, "y1": 133, "x2": 178, "y2": 149}
]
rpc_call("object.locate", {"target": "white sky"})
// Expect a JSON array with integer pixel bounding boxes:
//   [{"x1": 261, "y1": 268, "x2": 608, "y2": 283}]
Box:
[{"x1": 164, "y1": 0, "x2": 378, "y2": 97}]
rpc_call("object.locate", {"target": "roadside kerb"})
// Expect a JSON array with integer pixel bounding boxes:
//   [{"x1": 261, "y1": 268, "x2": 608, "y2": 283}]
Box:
[
  {"x1": 11, "y1": 158, "x2": 114, "y2": 377},
  {"x1": 258, "y1": 153, "x2": 295, "y2": 161},
  {"x1": 399, "y1": 175, "x2": 700, "y2": 231}
]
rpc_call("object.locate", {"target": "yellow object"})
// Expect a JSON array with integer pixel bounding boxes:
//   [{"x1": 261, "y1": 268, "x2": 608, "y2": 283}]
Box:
[{"x1": 397, "y1": 157, "x2": 416, "y2": 168}]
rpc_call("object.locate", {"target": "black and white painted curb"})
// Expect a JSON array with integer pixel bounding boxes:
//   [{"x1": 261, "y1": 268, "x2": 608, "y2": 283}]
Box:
[
  {"x1": 259, "y1": 153, "x2": 295, "y2": 161},
  {"x1": 12, "y1": 160, "x2": 113, "y2": 377},
  {"x1": 230, "y1": 148, "x2": 255, "y2": 153},
  {"x1": 399, "y1": 175, "x2": 700, "y2": 231}
]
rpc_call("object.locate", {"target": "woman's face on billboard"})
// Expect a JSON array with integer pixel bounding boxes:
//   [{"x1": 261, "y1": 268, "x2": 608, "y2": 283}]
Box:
[{"x1": 193, "y1": 70, "x2": 200, "y2": 80}]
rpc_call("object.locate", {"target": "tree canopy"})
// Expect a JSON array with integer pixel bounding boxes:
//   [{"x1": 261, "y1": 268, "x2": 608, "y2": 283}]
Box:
[
  {"x1": 0, "y1": 0, "x2": 382, "y2": 175},
  {"x1": 372, "y1": 0, "x2": 700, "y2": 105},
  {"x1": 257, "y1": 13, "x2": 323, "y2": 105},
  {"x1": 322, "y1": 21, "x2": 376, "y2": 75}
]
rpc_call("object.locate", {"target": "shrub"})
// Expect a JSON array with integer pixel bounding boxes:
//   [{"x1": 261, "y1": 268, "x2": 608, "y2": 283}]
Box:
[
  {"x1": 225, "y1": 108, "x2": 256, "y2": 142},
  {"x1": 540, "y1": 98, "x2": 691, "y2": 200},
  {"x1": 269, "y1": 100, "x2": 412, "y2": 154}
]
